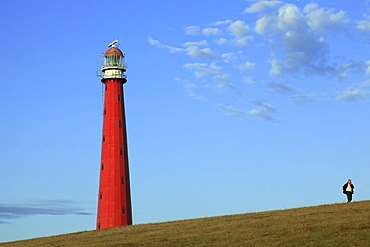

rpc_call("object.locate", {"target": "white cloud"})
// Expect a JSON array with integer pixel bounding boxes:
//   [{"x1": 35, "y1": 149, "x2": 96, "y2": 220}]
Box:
[
  {"x1": 218, "y1": 102, "x2": 276, "y2": 121},
  {"x1": 356, "y1": 15, "x2": 370, "y2": 33},
  {"x1": 362, "y1": 79, "x2": 370, "y2": 87},
  {"x1": 185, "y1": 25, "x2": 201, "y2": 35},
  {"x1": 244, "y1": 0, "x2": 282, "y2": 13},
  {"x1": 214, "y1": 73, "x2": 231, "y2": 89},
  {"x1": 175, "y1": 78, "x2": 205, "y2": 101},
  {"x1": 243, "y1": 76, "x2": 256, "y2": 85},
  {"x1": 150, "y1": 2, "x2": 367, "y2": 123},
  {"x1": 290, "y1": 94, "x2": 315, "y2": 104},
  {"x1": 257, "y1": 3, "x2": 349, "y2": 35},
  {"x1": 254, "y1": 4, "x2": 303, "y2": 36},
  {"x1": 221, "y1": 52, "x2": 238, "y2": 63},
  {"x1": 218, "y1": 104, "x2": 251, "y2": 119},
  {"x1": 212, "y1": 19, "x2": 233, "y2": 26},
  {"x1": 183, "y1": 62, "x2": 221, "y2": 78},
  {"x1": 202, "y1": 27, "x2": 222, "y2": 36},
  {"x1": 253, "y1": 3, "x2": 348, "y2": 77},
  {"x1": 270, "y1": 59, "x2": 282, "y2": 76},
  {"x1": 235, "y1": 36, "x2": 253, "y2": 46},
  {"x1": 267, "y1": 82, "x2": 293, "y2": 94},
  {"x1": 184, "y1": 82, "x2": 200, "y2": 98},
  {"x1": 183, "y1": 40, "x2": 208, "y2": 47},
  {"x1": 249, "y1": 102, "x2": 276, "y2": 121},
  {"x1": 227, "y1": 20, "x2": 252, "y2": 46},
  {"x1": 216, "y1": 37, "x2": 228, "y2": 45},
  {"x1": 276, "y1": 4, "x2": 302, "y2": 31},
  {"x1": 148, "y1": 37, "x2": 184, "y2": 53},
  {"x1": 336, "y1": 88, "x2": 364, "y2": 101},
  {"x1": 282, "y1": 30, "x2": 328, "y2": 72},
  {"x1": 255, "y1": 15, "x2": 274, "y2": 34},
  {"x1": 186, "y1": 46, "x2": 215, "y2": 59},
  {"x1": 303, "y1": 3, "x2": 349, "y2": 33},
  {"x1": 238, "y1": 61, "x2": 255, "y2": 71},
  {"x1": 228, "y1": 20, "x2": 250, "y2": 38}
]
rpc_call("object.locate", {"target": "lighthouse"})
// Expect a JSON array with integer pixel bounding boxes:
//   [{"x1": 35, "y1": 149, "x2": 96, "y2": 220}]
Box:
[{"x1": 96, "y1": 40, "x2": 132, "y2": 229}]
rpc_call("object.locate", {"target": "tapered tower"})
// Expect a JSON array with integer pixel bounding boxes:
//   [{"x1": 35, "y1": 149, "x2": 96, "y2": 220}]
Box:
[{"x1": 96, "y1": 40, "x2": 132, "y2": 229}]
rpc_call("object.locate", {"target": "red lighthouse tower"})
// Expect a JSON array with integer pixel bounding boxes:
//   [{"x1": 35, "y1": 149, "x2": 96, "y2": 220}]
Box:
[{"x1": 97, "y1": 40, "x2": 132, "y2": 229}]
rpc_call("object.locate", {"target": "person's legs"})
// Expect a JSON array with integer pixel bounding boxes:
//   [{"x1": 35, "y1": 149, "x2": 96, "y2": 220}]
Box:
[{"x1": 346, "y1": 192, "x2": 352, "y2": 202}]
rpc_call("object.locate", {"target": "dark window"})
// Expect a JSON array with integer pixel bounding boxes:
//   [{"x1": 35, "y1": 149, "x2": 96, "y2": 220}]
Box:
[
  {"x1": 103, "y1": 135, "x2": 105, "y2": 142},
  {"x1": 119, "y1": 121, "x2": 122, "y2": 127},
  {"x1": 122, "y1": 208, "x2": 125, "y2": 214},
  {"x1": 99, "y1": 193, "x2": 102, "y2": 199},
  {"x1": 120, "y1": 148, "x2": 123, "y2": 155},
  {"x1": 104, "y1": 108, "x2": 106, "y2": 115},
  {"x1": 118, "y1": 95, "x2": 121, "y2": 101},
  {"x1": 98, "y1": 223, "x2": 101, "y2": 229},
  {"x1": 121, "y1": 177, "x2": 124, "y2": 184},
  {"x1": 101, "y1": 163, "x2": 104, "y2": 170}
]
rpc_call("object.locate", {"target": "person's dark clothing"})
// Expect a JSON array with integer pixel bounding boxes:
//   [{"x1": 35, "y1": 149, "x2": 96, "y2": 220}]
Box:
[{"x1": 342, "y1": 182, "x2": 354, "y2": 202}]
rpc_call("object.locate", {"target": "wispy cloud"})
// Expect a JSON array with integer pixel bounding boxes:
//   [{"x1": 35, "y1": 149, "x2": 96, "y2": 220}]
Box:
[
  {"x1": 290, "y1": 94, "x2": 316, "y2": 104},
  {"x1": 0, "y1": 200, "x2": 92, "y2": 224},
  {"x1": 365, "y1": 60, "x2": 370, "y2": 76},
  {"x1": 249, "y1": 102, "x2": 277, "y2": 121},
  {"x1": 336, "y1": 88, "x2": 365, "y2": 101},
  {"x1": 218, "y1": 102, "x2": 277, "y2": 121},
  {"x1": 356, "y1": 14, "x2": 370, "y2": 33},
  {"x1": 221, "y1": 52, "x2": 240, "y2": 63},
  {"x1": 238, "y1": 61, "x2": 255, "y2": 72},
  {"x1": 185, "y1": 25, "x2": 201, "y2": 35},
  {"x1": 175, "y1": 77, "x2": 206, "y2": 101},
  {"x1": 183, "y1": 40, "x2": 208, "y2": 47},
  {"x1": 362, "y1": 78, "x2": 370, "y2": 87},
  {"x1": 148, "y1": 37, "x2": 184, "y2": 53},
  {"x1": 218, "y1": 104, "x2": 252, "y2": 120},
  {"x1": 186, "y1": 46, "x2": 215, "y2": 59},
  {"x1": 202, "y1": 27, "x2": 222, "y2": 36},
  {"x1": 267, "y1": 82, "x2": 293, "y2": 94},
  {"x1": 212, "y1": 19, "x2": 233, "y2": 26},
  {"x1": 183, "y1": 62, "x2": 221, "y2": 78},
  {"x1": 214, "y1": 73, "x2": 231, "y2": 89}
]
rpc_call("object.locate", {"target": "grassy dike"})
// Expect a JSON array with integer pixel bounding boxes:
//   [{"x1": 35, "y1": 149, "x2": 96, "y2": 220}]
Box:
[{"x1": 2, "y1": 200, "x2": 369, "y2": 247}]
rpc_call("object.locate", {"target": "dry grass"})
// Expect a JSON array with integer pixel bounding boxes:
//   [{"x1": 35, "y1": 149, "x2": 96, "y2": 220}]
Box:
[{"x1": 2, "y1": 200, "x2": 369, "y2": 247}]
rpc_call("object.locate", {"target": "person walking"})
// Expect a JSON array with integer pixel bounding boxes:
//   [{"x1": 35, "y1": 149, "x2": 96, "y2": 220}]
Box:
[{"x1": 342, "y1": 179, "x2": 354, "y2": 202}]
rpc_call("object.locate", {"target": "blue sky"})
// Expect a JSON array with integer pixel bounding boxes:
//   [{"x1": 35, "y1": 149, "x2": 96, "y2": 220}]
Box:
[{"x1": 1, "y1": 0, "x2": 369, "y2": 243}]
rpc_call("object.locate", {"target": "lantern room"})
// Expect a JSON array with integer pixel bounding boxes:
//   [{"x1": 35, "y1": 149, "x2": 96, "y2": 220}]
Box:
[{"x1": 101, "y1": 42, "x2": 127, "y2": 81}]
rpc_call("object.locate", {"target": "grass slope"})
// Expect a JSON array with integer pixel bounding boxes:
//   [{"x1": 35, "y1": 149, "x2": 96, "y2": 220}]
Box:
[{"x1": 2, "y1": 201, "x2": 369, "y2": 247}]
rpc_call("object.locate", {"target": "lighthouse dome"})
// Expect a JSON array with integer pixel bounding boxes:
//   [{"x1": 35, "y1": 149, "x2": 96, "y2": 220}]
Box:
[
  {"x1": 104, "y1": 47, "x2": 123, "y2": 56},
  {"x1": 101, "y1": 44, "x2": 126, "y2": 80}
]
